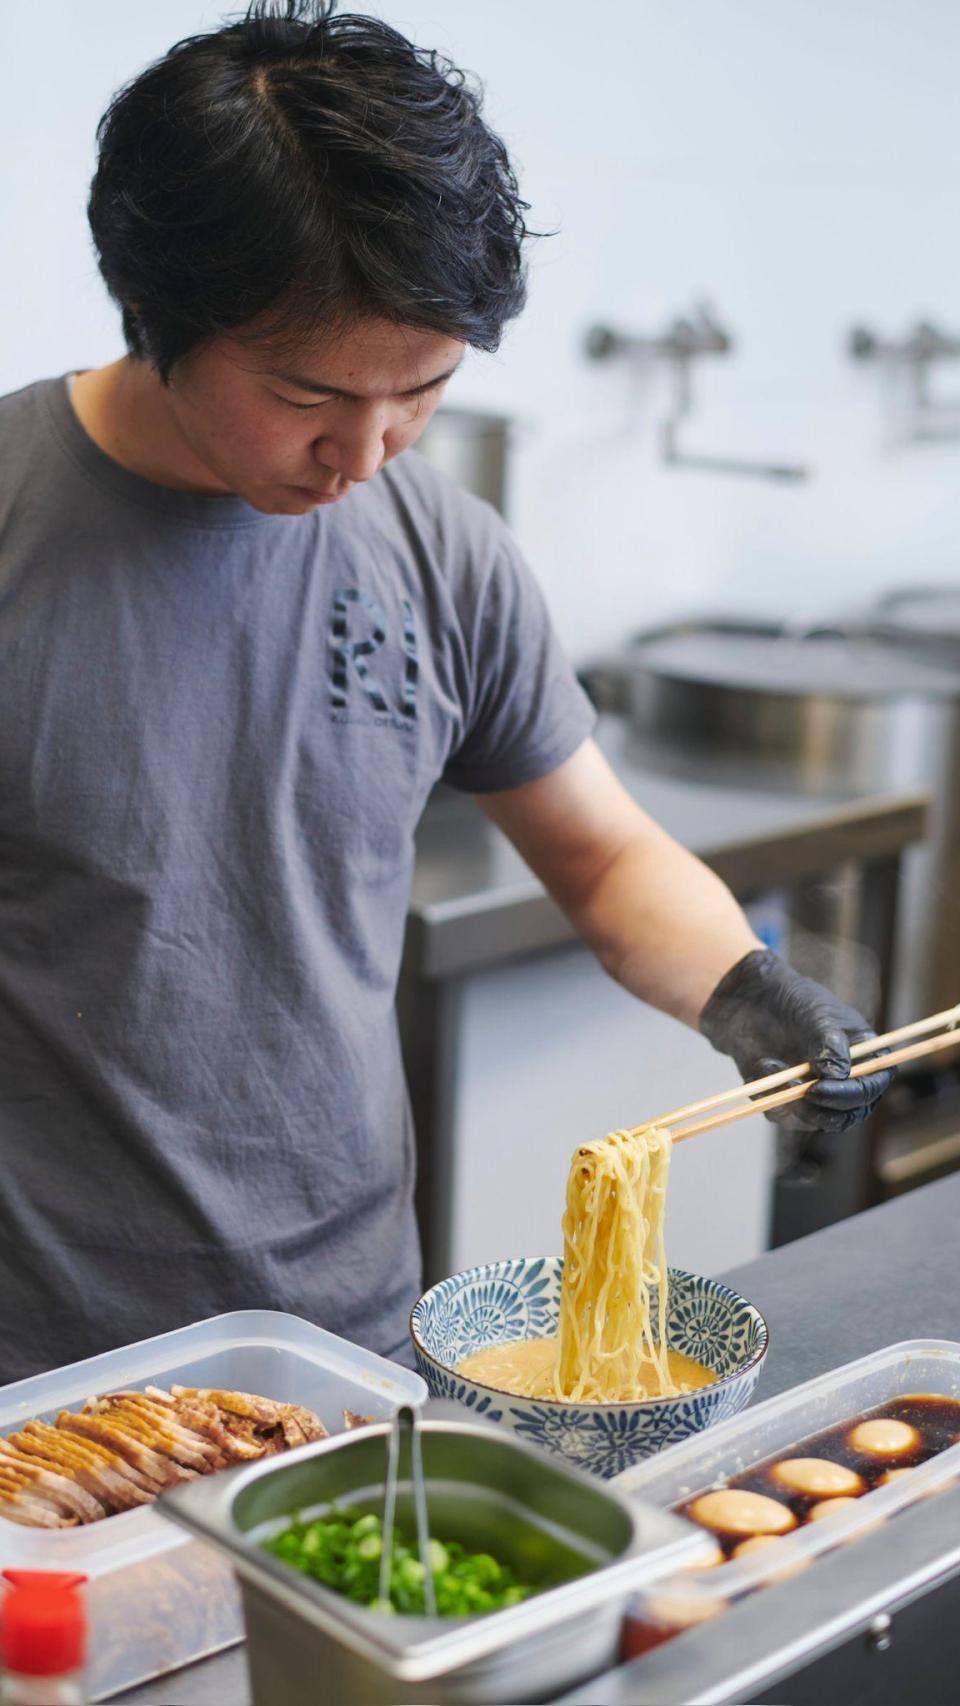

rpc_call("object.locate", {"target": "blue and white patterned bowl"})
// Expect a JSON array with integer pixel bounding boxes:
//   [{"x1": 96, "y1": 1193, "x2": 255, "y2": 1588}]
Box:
[{"x1": 410, "y1": 1257, "x2": 768, "y2": 1479}]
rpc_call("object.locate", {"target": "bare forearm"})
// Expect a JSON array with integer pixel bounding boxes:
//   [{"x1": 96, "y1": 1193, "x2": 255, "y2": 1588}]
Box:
[
  {"x1": 478, "y1": 740, "x2": 761, "y2": 1028},
  {"x1": 563, "y1": 823, "x2": 761, "y2": 1028},
  {"x1": 478, "y1": 741, "x2": 890, "y2": 1134}
]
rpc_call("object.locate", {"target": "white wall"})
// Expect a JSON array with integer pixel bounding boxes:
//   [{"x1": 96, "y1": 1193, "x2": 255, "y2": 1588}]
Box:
[
  {"x1": 449, "y1": 951, "x2": 772, "y2": 1281},
  {"x1": 5, "y1": 1, "x2": 960, "y2": 659}
]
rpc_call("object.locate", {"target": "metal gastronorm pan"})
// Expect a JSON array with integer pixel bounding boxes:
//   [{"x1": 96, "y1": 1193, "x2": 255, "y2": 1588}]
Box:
[{"x1": 158, "y1": 1413, "x2": 707, "y2": 1705}]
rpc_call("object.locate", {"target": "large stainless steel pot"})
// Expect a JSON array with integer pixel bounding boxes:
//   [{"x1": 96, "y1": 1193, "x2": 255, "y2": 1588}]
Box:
[
  {"x1": 414, "y1": 407, "x2": 513, "y2": 516},
  {"x1": 612, "y1": 622, "x2": 960, "y2": 1027}
]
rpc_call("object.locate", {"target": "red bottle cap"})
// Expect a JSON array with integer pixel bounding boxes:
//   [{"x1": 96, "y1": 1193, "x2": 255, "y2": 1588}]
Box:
[{"x1": 0, "y1": 1571, "x2": 87, "y2": 1677}]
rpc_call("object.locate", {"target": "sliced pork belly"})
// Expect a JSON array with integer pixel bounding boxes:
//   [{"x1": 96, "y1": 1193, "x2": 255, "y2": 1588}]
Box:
[
  {"x1": 23, "y1": 1417, "x2": 163, "y2": 1496},
  {"x1": 0, "y1": 1444, "x2": 106, "y2": 1523},
  {"x1": 180, "y1": 1388, "x2": 327, "y2": 1441},
  {"x1": 0, "y1": 1486, "x2": 67, "y2": 1528},
  {"x1": 278, "y1": 1404, "x2": 329, "y2": 1448},
  {"x1": 14, "y1": 1422, "x2": 157, "y2": 1509},
  {"x1": 164, "y1": 1394, "x2": 265, "y2": 1461},
  {"x1": 0, "y1": 1383, "x2": 328, "y2": 1528},
  {"x1": 92, "y1": 1394, "x2": 223, "y2": 1470},
  {"x1": 0, "y1": 1465, "x2": 68, "y2": 1524},
  {"x1": 56, "y1": 1412, "x2": 192, "y2": 1488},
  {"x1": 172, "y1": 1386, "x2": 283, "y2": 1426},
  {"x1": 76, "y1": 1400, "x2": 206, "y2": 1476}
]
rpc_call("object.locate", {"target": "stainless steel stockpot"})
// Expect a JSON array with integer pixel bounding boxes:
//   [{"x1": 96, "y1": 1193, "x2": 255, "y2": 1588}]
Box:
[{"x1": 614, "y1": 621, "x2": 960, "y2": 1026}]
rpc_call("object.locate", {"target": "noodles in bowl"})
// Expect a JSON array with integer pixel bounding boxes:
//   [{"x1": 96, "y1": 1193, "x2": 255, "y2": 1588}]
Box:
[
  {"x1": 556, "y1": 1125, "x2": 675, "y2": 1401},
  {"x1": 410, "y1": 1123, "x2": 769, "y2": 1476},
  {"x1": 458, "y1": 1127, "x2": 714, "y2": 1402}
]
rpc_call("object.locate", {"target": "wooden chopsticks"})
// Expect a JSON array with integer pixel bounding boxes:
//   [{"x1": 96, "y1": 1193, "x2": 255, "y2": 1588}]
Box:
[{"x1": 647, "y1": 1002, "x2": 960, "y2": 1145}]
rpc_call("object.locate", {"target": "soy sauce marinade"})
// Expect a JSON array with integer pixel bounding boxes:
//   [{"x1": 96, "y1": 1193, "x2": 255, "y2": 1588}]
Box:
[{"x1": 677, "y1": 1395, "x2": 960, "y2": 1558}]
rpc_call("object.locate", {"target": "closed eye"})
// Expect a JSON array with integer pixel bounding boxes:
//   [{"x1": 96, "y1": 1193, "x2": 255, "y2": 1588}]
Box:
[
  {"x1": 273, "y1": 375, "x2": 451, "y2": 411},
  {"x1": 275, "y1": 394, "x2": 334, "y2": 411}
]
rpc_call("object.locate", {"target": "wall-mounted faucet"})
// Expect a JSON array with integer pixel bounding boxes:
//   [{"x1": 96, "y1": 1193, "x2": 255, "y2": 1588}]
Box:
[
  {"x1": 584, "y1": 303, "x2": 809, "y2": 482},
  {"x1": 584, "y1": 303, "x2": 732, "y2": 365},
  {"x1": 849, "y1": 319, "x2": 960, "y2": 442}
]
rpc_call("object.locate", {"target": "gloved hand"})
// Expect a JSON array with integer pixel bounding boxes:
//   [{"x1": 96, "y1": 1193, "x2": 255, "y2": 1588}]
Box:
[{"x1": 699, "y1": 950, "x2": 895, "y2": 1162}]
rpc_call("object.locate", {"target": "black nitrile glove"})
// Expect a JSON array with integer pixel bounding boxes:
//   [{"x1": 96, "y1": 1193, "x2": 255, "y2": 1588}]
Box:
[{"x1": 699, "y1": 951, "x2": 895, "y2": 1165}]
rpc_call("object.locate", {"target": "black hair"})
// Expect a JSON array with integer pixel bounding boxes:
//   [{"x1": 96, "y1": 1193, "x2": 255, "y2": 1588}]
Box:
[{"x1": 86, "y1": 1, "x2": 532, "y2": 384}]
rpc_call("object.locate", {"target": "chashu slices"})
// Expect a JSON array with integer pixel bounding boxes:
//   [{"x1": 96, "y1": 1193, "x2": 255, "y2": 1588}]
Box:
[
  {"x1": 0, "y1": 1441, "x2": 106, "y2": 1524},
  {"x1": 169, "y1": 1387, "x2": 329, "y2": 1454},
  {"x1": 6, "y1": 1420, "x2": 159, "y2": 1511},
  {"x1": 0, "y1": 1384, "x2": 329, "y2": 1529},
  {"x1": 56, "y1": 1411, "x2": 197, "y2": 1489}
]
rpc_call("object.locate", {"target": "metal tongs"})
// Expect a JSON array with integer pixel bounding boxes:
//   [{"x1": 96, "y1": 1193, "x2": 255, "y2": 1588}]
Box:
[{"x1": 379, "y1": 1403, "x2": 436, "y2": 1616}]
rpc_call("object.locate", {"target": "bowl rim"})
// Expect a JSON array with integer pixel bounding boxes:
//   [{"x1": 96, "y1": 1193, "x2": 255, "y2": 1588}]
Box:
[{"x1": 408, "y1": 1257, "x2": 769, "y2": 1413}]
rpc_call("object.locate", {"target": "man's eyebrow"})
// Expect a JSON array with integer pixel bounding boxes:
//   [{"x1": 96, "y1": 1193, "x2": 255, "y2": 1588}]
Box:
[{"x1": 265, "y1": 360, "x2": 463, "y2": 399}]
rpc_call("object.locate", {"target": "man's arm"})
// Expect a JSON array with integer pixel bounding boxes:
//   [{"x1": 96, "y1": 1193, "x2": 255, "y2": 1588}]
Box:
[
  {"x1": 477, "y1": 738, "x2": 761, "y2": 1029},
  {"x1": 477, "y1": 737, "x2": 894, "y2": 1139}
]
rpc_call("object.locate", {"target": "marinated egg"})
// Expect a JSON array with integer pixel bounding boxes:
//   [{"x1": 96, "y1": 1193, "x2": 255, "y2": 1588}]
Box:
[
  {"x1": 688, "y1": 1489, "x2": 796, "y2": 1536},
  {"x1": 732, "y1": 1534, "x2": 780, "y2": 1558},
  {"x1": 806, "y1": 1493, "x2": 885, "y2": 1540},
  {"x1": 848, "y1": 1418, "x2": 919, "y2": 1456},
  {"x1": 731, "y1": 1533, "x2": 809, "y2": 1581},
  {"x1": 770, "y1": 1457, "x2": 863, "y2": 1497},
  {"x1": 806, "y1": 1496, "x2": 861, "y2": 1521},
  {"x1": 879, "y1": 1465, "x2": 948, "y2": 1500},
  {"x1": 639, "y1": 1591, "x2": 726, "y2": 1632},
  {"x1": 684, "y1": 1540, "x2": 725, "y2": 1570}
]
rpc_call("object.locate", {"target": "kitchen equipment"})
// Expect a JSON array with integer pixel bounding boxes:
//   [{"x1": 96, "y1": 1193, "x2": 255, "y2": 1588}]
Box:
[
  {"x1": 604, "y1": 619, "x2": 960, "y2": 1029},
  {"x1": 0, "y1": 1311, "x2": 425, "y2": 1701},
  {"x1": 414, "y1": 407, "x2": 513, "y2": 515},
  {"x1": 566, "y1": 1339, "x2": 960, "y2": 1704},
  {"x1": 656, "y1": 1002, "x2": 960, "y2": 1142},
  {"x1": 379, "y1": 1404, "x2": 436, "y2": 1615},
  {"x1": 619, "y1": 623, "x2": 958, "y2": 797},
  {"x1": 585, "y1": 307, "x2": 809, "y2": 480},
  {"x1": 410, "y1": 1260, "x2": 767, "y2": 1476},
  {"x1": 849, "y1": 321, "x2": 960, "y2": 443},
  {"x1": 158, "y1": 1412, "x2": 708, "y2": 1706}
]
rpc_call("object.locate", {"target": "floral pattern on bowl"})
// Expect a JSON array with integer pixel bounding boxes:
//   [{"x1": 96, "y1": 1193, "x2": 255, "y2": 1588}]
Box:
[{"x1": 410, "y1": 1258, "x2": 768, "y2": 1479}]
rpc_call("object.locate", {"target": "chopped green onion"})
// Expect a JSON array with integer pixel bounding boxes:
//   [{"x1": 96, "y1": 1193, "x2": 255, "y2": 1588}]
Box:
[{"x1": 262, "y1": 1508, "x2": 535, "y2": 1617}]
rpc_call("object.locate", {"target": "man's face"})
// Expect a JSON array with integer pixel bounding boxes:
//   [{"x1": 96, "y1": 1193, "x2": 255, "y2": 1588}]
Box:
[{"x1": 163, "y1": 316, "x2": 465, "y2": 514}]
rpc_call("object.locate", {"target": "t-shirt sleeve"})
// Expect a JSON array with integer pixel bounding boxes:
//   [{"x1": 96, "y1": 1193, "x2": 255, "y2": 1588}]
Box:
[{"x1": 442, "y1": 530, "x2": 597, "y2": 794}]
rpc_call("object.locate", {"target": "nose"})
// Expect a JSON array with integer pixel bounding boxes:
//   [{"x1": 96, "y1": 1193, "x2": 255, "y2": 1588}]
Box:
[{"x1": 314, "y1": 404, "x2": 388, "y2": 484}]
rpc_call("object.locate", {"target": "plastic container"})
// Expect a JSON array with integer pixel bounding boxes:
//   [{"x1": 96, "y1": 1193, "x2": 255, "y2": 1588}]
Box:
[
  {"x1": 615, "y1": 1339, "x2": 960, "y2": 1648},
  {"x1": 0, "y1": 1311, "x2": 425, "y2": 1700}
]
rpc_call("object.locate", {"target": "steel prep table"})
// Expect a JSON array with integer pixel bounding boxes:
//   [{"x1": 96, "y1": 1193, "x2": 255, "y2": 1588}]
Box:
[{"x1": 109, "y1": 1170, "x2": 960, "y2": 1703}]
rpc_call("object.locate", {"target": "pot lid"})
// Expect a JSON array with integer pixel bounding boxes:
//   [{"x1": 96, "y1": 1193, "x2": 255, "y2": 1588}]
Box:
[{"x1": 627, "y1": 627, "x2": 960, "y2": 700}]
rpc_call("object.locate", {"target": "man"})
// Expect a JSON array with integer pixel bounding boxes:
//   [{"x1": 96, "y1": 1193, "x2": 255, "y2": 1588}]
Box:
[{"x1": 0, "y1": 1, "x2": 890, "y2": 1383}]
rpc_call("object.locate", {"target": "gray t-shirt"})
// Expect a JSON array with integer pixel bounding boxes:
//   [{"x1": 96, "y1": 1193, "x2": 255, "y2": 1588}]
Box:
[{"x1": 0, "y1": 374, "x2": 595, "y2": 1382}]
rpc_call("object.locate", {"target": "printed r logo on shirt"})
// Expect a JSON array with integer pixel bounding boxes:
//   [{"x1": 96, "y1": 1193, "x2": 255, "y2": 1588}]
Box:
[{"x1": 330, "y1": 588, "x2": 419, "y2": 726}]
